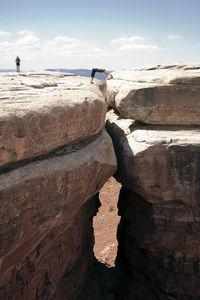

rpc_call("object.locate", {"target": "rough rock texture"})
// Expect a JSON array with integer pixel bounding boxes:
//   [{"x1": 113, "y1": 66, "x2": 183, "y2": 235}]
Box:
[
  {"x1": 0, "y1": 72, "x2": 117, "y2": 300},
  {"x1": 106, "y1": 64, "x2": 200, "y2": 300},
  {"x1": 117, "y1": 187, "x2": 200, "y2": 300},
  {"x1": 0, "y1": 72, "x2": 105, "y2": 168},
  {"x1": 106, "y1": 64, "x2": 200, "y2": 125},
  {"x1": 106, "y1": 110, "x2": 200, "y2": 206},
  {"x1": 0, "y1": 195, "x2": 99, "y2": 300},
  {"x1": 0, "y1": 129, "x2": 116, "y2": 260}
]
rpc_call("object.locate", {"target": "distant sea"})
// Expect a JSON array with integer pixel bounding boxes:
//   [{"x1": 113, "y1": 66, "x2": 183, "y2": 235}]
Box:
[{"x1": 0, "y1": 68, "x2": 112, "y2": 80}]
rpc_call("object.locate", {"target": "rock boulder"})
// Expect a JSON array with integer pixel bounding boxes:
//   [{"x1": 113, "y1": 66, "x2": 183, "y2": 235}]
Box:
[
  {"x1": 106, "y1": 110, "x2": 200, "y2": 205},
  {"x1": 106, "y1": 64, "x2": 200, "y2": 125}
]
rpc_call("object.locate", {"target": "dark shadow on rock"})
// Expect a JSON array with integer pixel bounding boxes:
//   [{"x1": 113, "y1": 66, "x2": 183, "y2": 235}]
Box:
[
  {"x1": 106, "y1": 118, "x2": 134, "y2": 185},
  {"x1": 78, "y1": 258, "x2": 123, "y2": 300}
]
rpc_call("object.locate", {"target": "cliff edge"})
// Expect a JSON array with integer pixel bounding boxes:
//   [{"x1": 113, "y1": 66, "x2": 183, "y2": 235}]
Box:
[{"x1": 0, "y1": 72, "x2": 117, "y2": 300}]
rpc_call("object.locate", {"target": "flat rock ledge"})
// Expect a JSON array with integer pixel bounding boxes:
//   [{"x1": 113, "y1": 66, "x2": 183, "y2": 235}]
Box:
[
  {"x1": 106, "y1": 64, "x2": 200, "y2": 125},
  {"x1": 0, "y1": 72, "x2": 106, "y2": 168}
]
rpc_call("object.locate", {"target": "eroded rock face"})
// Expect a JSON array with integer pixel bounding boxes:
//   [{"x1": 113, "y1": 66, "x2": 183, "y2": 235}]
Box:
[
  {"x1": 0, "y1": 72, "x2": 117, "y2": 300},
  {"x1": 0, "y1": 129, "x2": 116, "y2": 260},
  {"x1": 106, "y1": 64, "x2": 200, "y2": 300},
  {"x1": 117, "y1": 188, "x2": 200, "y2": 300},
  {"x1": 0, "y1": 195, "x2": 99, "y2": 300},
  {"x1": 106, "y1": 110, "x2": 200, "y2": 205},
  {"x1": 106, "y1": 64, "x2": 200, "y2": 125}
]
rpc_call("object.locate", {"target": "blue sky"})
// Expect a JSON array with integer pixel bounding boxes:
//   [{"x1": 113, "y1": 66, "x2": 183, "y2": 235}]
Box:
[{"x1": 1, "y1": 0, "x2": 200, "y2": 70}]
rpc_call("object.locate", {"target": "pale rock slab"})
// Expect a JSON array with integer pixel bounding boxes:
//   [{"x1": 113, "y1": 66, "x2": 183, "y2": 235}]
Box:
[
  {"x1": 106, "y1": 65, "x2": 200, "y2": 125},
  {"x1": 106, "y1": 110, "x2": 200, "y2": 205},
  {"x1": 0, "y1": 72, "x2": 106, "y2": 168}
]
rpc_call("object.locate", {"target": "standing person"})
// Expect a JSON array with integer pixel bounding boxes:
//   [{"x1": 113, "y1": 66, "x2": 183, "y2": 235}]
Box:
[
  {"x1": 90, "y1": 68, "x2": 109, "y2": 83},
  {"x1": 15, "y1": 56, "x2": 21, "y2": 72}
]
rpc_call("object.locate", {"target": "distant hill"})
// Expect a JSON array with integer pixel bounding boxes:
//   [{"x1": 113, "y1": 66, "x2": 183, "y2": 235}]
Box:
[
  {"x1": 0, "y1": 68, "x2": 112, "y2": 80},
  {"x1": 45, "y1": 68, "x2": 112, "y2": 80},
  {"x1": 0, "y1": 69, "x2": 17, "y2": 72}
]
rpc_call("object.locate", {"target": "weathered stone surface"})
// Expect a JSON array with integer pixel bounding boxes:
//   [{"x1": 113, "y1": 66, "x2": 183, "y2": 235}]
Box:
[
  {"x1": 116, "y1": 187, "x2": 200, "y2": 299},
  {"x1": 0, "y1": 128, "x2": 116, "y2": 261},
  {"x1": 105, "y1": 65, "x2": 200, "y2": 299},
  {"x1": 106, "y1": 110, "x2": 200, "y2": 205},
  {"x1": 0, "y1": 128, "x2": 117, "y2": 299},
  {"x1": 0, "y1": 195, "x2": 99, "y2": 300},
  {"x1": 106, "y1": 64, "x2": 200, "y2": 125},
  {"x1": 0, "y1": 73, "x2": 117, "y2": 299},
  {"x1": 0, "y1": 72, "x2": 106, "y2": 168},
  {"x1": 106, "y1": 100, "x2": 200, "y2": 298}
]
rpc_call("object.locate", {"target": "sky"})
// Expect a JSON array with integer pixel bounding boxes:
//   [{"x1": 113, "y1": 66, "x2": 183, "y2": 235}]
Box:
[{"x1": 1, "y1": 0, "x2": 200, "y2": 71}]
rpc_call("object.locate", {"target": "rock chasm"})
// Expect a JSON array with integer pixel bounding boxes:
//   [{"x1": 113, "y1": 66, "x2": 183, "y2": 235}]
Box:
[{"x1": 1, "y1": 65, "x2": 200, "y2": 300}]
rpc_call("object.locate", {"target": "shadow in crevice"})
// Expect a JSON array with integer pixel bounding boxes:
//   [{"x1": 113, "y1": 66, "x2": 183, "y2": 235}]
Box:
[{"x1": 80, "y1": 258, "x2": 123, "y2": 300}]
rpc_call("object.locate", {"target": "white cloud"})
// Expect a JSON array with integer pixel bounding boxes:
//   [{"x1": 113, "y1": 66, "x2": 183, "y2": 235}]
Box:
[
  {"x1": 54, "y1": 36, "x2": 78, "y2": 43},
  {"x1": 51, "y1": 36, "x2": 86, "y2": 50},
  {"x1": 16, "y1": 35, "x2": 40, "y2": 46},
  {"x1": 0, "y1": 41, "x2": 13, "y2": 47},
  {"x1": 118, "y1": 44, "x2": 160, "y2": 51},
  {"x1": 168, "y1": 35, "x2": 183, "y2": 39},
  {"x1": 111, "y1": 35, "x2": 161, "y2": 52},
  {"x1": 0, "y1": 32, "x2": 167, "y2": 70},
  {"x1": 18, "y1": 30, "x2": 37, "y2": 36},
  {"x1": 111, "y1": 36, "x2": 147, "y2": 44},
  {"x1": 0, "y1": 31, "x2": 11, "y2": 38}
]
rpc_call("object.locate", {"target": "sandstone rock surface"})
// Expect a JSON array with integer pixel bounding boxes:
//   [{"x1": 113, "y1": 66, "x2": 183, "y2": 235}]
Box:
[
  {"x1": 0, "y1": 72, "x2": 106, "y2": 168},
  {"x1": 106, "y1": 110, "x2": 200, "y2": 205},
  {"x1": 106, "y1": 63, "x2": 200, "y2": 300},
  {"x1": 106, "y1": 107, "x2": 200, "y2": 298},
  {"x1": 117, "y1": 187, "x2": 200, "y2": 299},
  {"x1": 0, "y1": 129, "x2": 116, "y2": 259},
  {"x1": 106, "y1": 64, "x2": 200, "y2": 125},
  {"x1": 0, "y1": 72, "x2": 117, "y2": 300}
]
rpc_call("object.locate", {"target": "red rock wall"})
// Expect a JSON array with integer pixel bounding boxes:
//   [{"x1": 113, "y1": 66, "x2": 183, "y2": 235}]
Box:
[{"x1": 0, "y1": 195, "x2": 100, "y2": 300}]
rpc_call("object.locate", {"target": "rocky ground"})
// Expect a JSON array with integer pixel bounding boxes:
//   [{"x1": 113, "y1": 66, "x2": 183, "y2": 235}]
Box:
[{"x1": 93, "y1": 177, "x2": 121, "y2": 267}]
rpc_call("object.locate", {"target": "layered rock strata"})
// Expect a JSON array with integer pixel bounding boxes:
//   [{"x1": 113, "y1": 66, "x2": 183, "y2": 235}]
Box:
[
  {"x1": 0, "y1": 72, "x2": 117, "y2": 300},
  {"x1": 106, "y1": 65, "x2": 200, "y2": 299}
]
